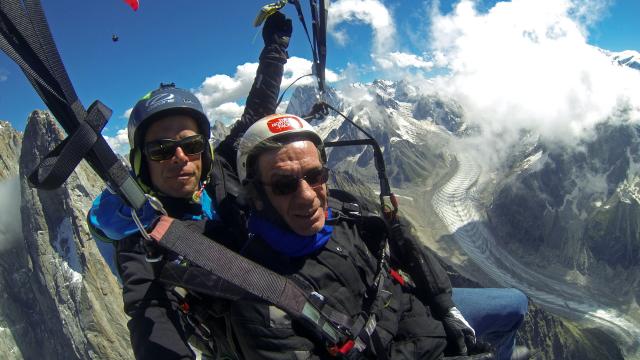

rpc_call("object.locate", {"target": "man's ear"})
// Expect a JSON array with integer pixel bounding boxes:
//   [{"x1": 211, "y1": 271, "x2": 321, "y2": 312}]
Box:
[{"x1": 245, "y1": 181, "x2": 264, "y2": 211}]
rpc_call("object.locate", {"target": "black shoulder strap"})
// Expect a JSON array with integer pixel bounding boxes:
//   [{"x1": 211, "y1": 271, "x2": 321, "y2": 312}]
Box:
[{"x1": 149, "y1": 216, "x2": 371, "y2": 357}]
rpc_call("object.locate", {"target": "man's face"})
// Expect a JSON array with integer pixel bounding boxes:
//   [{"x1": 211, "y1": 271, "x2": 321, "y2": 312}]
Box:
[
  {"x1": 144, "y1": 115, "x2": 202, "y2": 199},
  {"x1": 257, "y1": 140, "x2": 328, "y2": 236}
]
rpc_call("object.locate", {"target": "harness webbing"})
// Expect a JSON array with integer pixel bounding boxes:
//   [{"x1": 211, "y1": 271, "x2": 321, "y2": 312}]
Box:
[
  {"x1": 149, "y1": 215, "x2": 402, "y2": 357},
  {"x1": 0, "y1": 0, "x2": 146, "y2": 209},
  {"x1": 149, "y1": 217, "x2": 370, "y2": 350}
]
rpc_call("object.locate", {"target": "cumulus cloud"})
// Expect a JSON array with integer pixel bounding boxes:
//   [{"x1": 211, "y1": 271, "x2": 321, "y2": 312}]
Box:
[
  {"x1": 427, "y1": 0, "x2": 640, "y2": 166},
  {"x1": 105, "y1": 128, "x2": 130, "y2": 155},
  {"x1": 196, "y1": 56, "x2": 339, "y2": 124},
  {"x1": 329, "y1": 0, "x2": 395, "y2": 53},
  {"x1": 328, "y1": 0, "x2": 431, "y2": 74},
  {"x1": 211, "y1": 102, "x2": 245, "y2": 123},
  {"x1": 195, "y1": 61, "x2": 259, "y2": 122},
  {"x1": 376, "y1": 52, "x2": 434, "y2": 70}
]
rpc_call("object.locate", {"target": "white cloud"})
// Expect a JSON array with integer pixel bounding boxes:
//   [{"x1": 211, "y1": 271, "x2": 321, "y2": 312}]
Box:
[
  {"x1": 105, "y1": 128, "x2": 130, "y2": 155},
  {"x1": 196, "y1": 56, "x2": 340, "y2": 124},
  {"x1": 195, "y1": 62, "x2": 259, "y2": 118},
  {"x1": 427, "y1": 0, "x2": 640, "y2": 157},
  {"x1": 283, "y1": 56, "x2": 340, "y2": 87},
  {"x1": 210, "y1": 102, "x2": 245, "y2": 123},
  {"x1": 568, "y1": 0, "x2": 613, "y2": 31},
  {"x1": 376, "y1": 52, "x2": 433, "y2": 70},
  {"x1": 122, "y1": 108, "x2": 132, "y2": 119},
  {"x1": 329, "y1": 0, "x2": 395, "y2": 54},
  {"x1": 328, "y1": 0, "x2": 431, "y2": 74}
]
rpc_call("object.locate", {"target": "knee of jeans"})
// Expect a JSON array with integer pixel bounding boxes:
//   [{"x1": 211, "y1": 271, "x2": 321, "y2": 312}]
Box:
[{"x1": 506, "y1": 289, "x2": 528, "y2": 325}]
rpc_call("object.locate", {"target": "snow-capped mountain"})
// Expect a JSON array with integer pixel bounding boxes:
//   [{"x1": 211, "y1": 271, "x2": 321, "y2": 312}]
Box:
[
  {"x1": 610, "y1": 50, "x2": 640, "y2": 71},
  {"x1": 286, "y1": 81, "x2": 460, "y2": 187}
]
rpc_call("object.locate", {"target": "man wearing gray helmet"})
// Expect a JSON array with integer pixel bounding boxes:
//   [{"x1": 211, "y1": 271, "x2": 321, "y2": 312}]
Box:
[{"x1": 88, "y1": 11, "x2": 293, "y2": 359}]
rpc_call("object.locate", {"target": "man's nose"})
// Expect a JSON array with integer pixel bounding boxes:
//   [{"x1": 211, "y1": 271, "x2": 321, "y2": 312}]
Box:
[
  {"x1": 171, "y1": 146, "x2": 190, "y2": 163},
  {"x1": 295, "y1": 178, "x2": 319, "y2": 202}
]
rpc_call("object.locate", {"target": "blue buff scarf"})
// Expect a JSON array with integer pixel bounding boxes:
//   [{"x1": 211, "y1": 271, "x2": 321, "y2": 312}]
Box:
[{"x1": 247, "y1": 208, "x2": 333, "y2": 258}]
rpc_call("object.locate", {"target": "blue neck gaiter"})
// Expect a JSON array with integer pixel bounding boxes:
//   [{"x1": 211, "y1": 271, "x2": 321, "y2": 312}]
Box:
[{"x1": 247, "y1": 208, "x2": 333, "y2": 258}]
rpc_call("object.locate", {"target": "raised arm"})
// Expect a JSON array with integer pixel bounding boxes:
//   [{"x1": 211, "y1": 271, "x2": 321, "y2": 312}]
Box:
[{"x1": 215, "y1": 11, "x2": 291, "y2": 168}]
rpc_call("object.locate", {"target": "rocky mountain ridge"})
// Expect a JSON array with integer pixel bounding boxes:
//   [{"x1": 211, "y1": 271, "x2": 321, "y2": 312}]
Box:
[
  {"x1": 0, "y1": 112, "x2": 132, "y2": 359},
  {"x1": 488, "y1": 121, "x2": 640, "y2": 304}
]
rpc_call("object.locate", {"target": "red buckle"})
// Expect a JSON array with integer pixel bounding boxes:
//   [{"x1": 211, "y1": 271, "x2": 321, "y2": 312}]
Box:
[
  {"x1": 179, "y1": 301, "x2": 190, "y2": 313},
  {"x1": 328, "y1": 339, "x2": 355, "y2": 356},
  {"x1": 389, "y1": 268, "x2": 405, "y2": 286}
]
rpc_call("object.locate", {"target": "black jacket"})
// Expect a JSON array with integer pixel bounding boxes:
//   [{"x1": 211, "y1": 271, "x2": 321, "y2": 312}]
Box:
[
  {"x1": 115, "y1": 42, "x2": 287, "y2": 360},
  {"x1": 228, "y1": 206, "x2": 448, "y2": 359}
]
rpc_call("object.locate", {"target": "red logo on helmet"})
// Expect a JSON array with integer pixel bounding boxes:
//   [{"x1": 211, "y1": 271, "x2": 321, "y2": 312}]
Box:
[{"x1": 267, "y1": 116, "x2": 303, "y2": 134}]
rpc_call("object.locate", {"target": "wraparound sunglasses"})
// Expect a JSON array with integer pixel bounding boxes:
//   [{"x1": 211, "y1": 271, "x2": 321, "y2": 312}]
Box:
[
  {"x1": 259, "y1": 167, "x2": 330, "y2": 196},
  {"x1": 144, "y1": 134, "x2": 206, "y2": 161}
]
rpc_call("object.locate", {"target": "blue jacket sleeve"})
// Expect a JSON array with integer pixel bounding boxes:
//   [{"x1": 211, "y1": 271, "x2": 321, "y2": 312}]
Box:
[{"x1": 88, "y1": 189, "x2": 158, "y2": 241}]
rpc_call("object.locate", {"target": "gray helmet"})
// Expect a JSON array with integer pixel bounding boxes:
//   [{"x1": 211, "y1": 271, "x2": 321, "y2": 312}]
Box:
[
  {"x1": 127, "y1": 83, "x2": 212, "y2": 190},
  {"x1": 128, "y1": 82, "x2": 210, "y2": 148}
]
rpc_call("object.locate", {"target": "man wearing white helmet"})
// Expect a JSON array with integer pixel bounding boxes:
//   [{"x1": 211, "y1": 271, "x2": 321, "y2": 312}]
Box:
[{"x1": 227, "y1": 114, "x2": 529, "y2": 360}]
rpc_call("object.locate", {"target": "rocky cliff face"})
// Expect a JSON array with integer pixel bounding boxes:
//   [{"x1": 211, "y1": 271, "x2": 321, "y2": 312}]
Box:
[
  {"x1": 0, "y1": 112, "x2": 132, "y2": 359},
  {"x1": 489, "y1": 122, "x2": 640, "y2": 298},
  {"x1": 0, "y1": 120, "x2": 21, "y2": 179}
]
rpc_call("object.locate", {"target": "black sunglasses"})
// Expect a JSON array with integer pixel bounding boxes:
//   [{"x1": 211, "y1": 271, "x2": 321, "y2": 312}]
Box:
[
  {"x1": 260, "y1": 167, "x2": 330, "y2": 196},
  {"x1": 144, "y1": 134, "x2": 206, "y2": 161}
]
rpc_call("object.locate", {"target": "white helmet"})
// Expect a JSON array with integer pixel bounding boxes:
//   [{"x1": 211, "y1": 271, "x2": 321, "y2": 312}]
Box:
[{"x1": 237, "y1": 114, "x2": 323, "y2": 184}]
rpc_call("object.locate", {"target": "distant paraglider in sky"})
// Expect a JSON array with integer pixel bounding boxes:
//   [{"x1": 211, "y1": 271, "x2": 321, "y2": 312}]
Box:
[
  {"x1": 112, "y1": 34, "x2": 119, "y2": 42},
  {"x1": 123, "y1": 0, "x2": 139, "y2": 11}
]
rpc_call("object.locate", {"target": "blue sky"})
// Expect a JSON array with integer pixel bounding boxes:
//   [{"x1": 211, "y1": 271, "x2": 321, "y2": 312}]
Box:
[{"x1": 1, "y1": 0, "x2": 639, "y2": 151}]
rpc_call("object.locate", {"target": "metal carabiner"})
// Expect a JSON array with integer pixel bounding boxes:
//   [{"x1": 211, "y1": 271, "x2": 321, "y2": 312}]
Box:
[{"x1": 131, "y1": 194, "x2": 167, "y2": 262}]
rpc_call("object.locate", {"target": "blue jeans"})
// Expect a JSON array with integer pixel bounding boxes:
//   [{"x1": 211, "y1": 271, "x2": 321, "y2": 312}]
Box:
[{"x1": 452, "y1": 288, "x2": 528, "y2": 360}]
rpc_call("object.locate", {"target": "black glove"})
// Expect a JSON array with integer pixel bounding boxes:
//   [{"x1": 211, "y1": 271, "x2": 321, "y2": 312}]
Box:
[
  {"x1": 467, "y1": 339, "x2": 494, "y2": 357},
  {"x1": 262, "y1": 11, "x2": 292, "y2": 49},
  {"x1": 442, "y1": 307, "x2": 477, "y2": 356}
]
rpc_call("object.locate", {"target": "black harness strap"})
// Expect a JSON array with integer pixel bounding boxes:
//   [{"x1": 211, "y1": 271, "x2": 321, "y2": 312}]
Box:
[
  {"x1": 0, "y1": 0, "x2": 146, "y2": 209},
  {"x1": 28, "y1": 101, "x2": 109, "y2": 189},
  {"x1": 149, "y1": 216, "x2": 378, "y2": 357}
]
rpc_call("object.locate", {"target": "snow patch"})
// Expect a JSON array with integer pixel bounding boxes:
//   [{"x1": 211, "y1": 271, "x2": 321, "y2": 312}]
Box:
[
  {"x1": 54, "y1": 217, "x2": 83, "y2": 276},
  {"x1": 617, "y1": 179, "x2": 640, "y2": 205},
  {"x1": 520, "y1": 150, "x2": 543, "y2": 170},
  {"x1": 62, "y1": 259, "x2": 83, "y2": 285}
]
